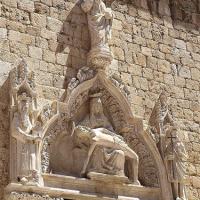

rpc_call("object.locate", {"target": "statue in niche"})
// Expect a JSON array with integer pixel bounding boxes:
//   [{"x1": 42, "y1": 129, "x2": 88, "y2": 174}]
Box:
[
  {"x1": 72, "y1": 93, "x2": 140, "y2": 184},
  {"x1": 149, "y1": 90, "x2": 174, "y2": 158},
  {"x1": 81, "y1": 0, "x2": 113, "y2": 67},
  {"x1": 164, "y1": 126, "x2": 188, "y2": 200},
  {"x1": 10, "y1": 60, "x2": 59, "y2": 186},
  {"x1": 11, "y1": 92, "x2": 42, "y2": 186},
  {"x1": 149, "y1": 90, "x2": 188, "y2": 200}
]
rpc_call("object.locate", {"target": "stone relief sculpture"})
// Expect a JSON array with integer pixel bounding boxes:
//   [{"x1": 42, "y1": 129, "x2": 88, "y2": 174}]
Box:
[
  {"x1": 9, "y1": 60, "x2": 40, "y2": 186},
  {"x1": 81, "y1": 0, "x2": 113, "y2": 68},
  {"x1": 9, "y1": 60, "x2": 58, "y2": 186},
  {"x1": 148, "y1": 90, "x2": 188, "y2": 200},
  {"x1": 6, "y1": 60, "x2": 177, "y2": 200},
  {"x1": 4, "y1": 1, "x2": 186, "y2": 199},
  {"x1": 11, "y1": 92, "x2": 41, "y2": 186},
  {"x1": 72, "y1": 93, "x2": 140, "y2": 184},
  {"x1": 148, "y1": 90, "x2": 174, "y2": 158},
  {"x1": 164, "y1": 126, "x2": 188, "y2": 200}
]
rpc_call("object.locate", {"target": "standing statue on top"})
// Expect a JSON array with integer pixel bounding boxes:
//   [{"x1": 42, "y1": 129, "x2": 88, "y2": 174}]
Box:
[{"x1": 81, "y1": 0, "x2": 114, "y2": 68}]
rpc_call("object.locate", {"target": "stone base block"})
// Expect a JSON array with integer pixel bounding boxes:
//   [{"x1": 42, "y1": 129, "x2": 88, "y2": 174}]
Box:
[
  {"x1": 4, "y1": 174, "x2": 161, "y2": 200},
  {"x1": 87, "y1": 46, "x2": 113, "y2": 69},
  {"x1": 87, "y1": 172, "x2": 129, "y2": 184}
]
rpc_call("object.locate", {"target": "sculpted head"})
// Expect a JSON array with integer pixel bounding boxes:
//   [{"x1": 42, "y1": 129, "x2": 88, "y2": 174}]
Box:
[
  {"x1": 17, "y1": 92, "x2": 30, "y2": 114},
  {"x1": 170, "y1": 126, "x2": 179, "y2": 139},
  {"x1": 73, "y1": 125, "x2": 95, "y2": 146},
  {"x1": 77, "y1": 70, "x2": 82, "y2": 81},
  {"x1": 89, "y1": 93, "x2": 104, "y2": 115},
  {"x1": 159, "y1": 90, "x2": 168, "y2": 107}
]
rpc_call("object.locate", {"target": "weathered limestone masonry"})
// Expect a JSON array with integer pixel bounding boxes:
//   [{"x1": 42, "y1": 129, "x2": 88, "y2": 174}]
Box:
[{"x1": 0, "y1": 0, "x2": 199, "y2": 199}]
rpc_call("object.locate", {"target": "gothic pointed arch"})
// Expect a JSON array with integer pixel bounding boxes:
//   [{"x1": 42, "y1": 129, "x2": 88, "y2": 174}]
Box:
[{"x1": 41, "y1": 70, "x2": 173, "y2": 200}]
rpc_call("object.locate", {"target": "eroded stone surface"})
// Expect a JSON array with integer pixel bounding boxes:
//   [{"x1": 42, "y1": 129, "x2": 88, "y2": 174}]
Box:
[{"x1": 0, "y1": 0, "x2": 199, "y2": 200}]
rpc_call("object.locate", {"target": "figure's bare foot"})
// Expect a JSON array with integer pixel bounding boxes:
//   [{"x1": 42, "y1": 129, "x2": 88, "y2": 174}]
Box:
[
  {"x1": 80, "y1": 171, "x2": 86, "y2": 178},
  {"x1": 20, "y1": 177, "x2": 28, "y2": 185},
  {"x1": 133, "y1": 180, "x2": 140, "y2": 185},
  {"x1": 26, "y1": 181, "x2": 40, "y2": 186},
  {"x1": 20, "y1": 176, "x2": 40, "y2": 186}
]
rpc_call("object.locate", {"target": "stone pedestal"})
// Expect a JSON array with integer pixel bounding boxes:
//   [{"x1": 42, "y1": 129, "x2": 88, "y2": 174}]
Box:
[
  {"x1": 87, "y1": 46, "x2": 113, "y2": 70},
  {"x1": 87, "y1": 172, "x2": 129, "y2": 184},
  {"x1": 4, "y1": 174, "x2": 161, "y2": 200}
]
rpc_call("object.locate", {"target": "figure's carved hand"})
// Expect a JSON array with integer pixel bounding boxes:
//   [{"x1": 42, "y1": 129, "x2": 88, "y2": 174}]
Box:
[
  {"x1": 160, "y1": 133, "x2": 166, "y2": 138},
  {"x1": 25, "y1": 134, "x2": 36, "y2": 142},
  {"x1": 34, "y1": 136, "x2": 42, "y2": 142},
  {"x1": 105, "y1": 8, "x2": 113, "y2": 19}
]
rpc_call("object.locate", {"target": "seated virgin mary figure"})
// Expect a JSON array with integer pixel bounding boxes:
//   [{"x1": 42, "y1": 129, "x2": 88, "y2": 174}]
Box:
[{"x1": 72, "y1": 93, "x2": 140, "y2": 185}]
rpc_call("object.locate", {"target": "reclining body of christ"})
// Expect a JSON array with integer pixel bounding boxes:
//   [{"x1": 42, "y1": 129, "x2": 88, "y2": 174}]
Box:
[
  {"x1": 72, "y1": 125, "x2": 140, "y2": 185},
  {"x1": 70, "y1": 93, "x2": 140, "y2": 185}
]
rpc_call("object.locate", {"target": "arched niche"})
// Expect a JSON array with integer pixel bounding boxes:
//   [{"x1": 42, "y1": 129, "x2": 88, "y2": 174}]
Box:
[{"x1": 40, "y1": 71, "x2": 173, "y2": 200}]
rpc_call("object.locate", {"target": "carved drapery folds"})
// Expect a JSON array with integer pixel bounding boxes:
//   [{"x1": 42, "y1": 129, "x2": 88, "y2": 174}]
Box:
[
  {"x1": 6, "y1": 2, "x2": 187, "y2": 200},
  {"x1": 10, "y1": 60, "x2": 40, "y2": 186},
  {"x1": 41, "y1": 73, "x2": 159, "y2": 188},
  {"x1": 72, "y1": 93, "x2": 140, "y2": 184},
  {"x1": 9, "y1": 60, "x2": 58, "y2": 186},
  {"x1": 148, "y1": 90, "x2": 188, "y2": 200},
  {"x1": 100, "y1": 88, "x2": 159, "y2": 187},
  {"x1": 81, "y1": 0, "x2": 113, "y2": 69}
]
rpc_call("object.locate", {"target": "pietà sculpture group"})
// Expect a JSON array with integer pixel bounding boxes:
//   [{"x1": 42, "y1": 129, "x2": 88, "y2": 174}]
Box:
[{"x1": 7, "y1": 0, "x2": 188, "y2": 200}]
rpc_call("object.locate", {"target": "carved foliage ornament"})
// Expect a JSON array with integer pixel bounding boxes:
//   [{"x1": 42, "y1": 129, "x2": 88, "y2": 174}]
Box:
[
  {"x1": 67, "y1": 67, "x2": 96, "y2": 94},
  {"x1": 6, "y1": 192, "x2": 64, "y2": 200}
]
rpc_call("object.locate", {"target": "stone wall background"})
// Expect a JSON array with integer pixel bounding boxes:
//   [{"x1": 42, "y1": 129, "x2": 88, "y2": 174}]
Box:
[{"x1": 0, "y1": 0, "x2": 199, "y2": 199}]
